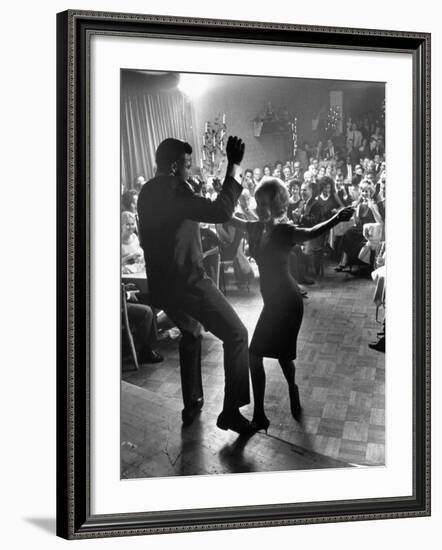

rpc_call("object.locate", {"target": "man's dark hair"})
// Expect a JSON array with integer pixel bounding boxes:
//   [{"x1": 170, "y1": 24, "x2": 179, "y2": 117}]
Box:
[
  {"x1": 244, "y1": 168, "x2": 253, "y2": 177},
  {"x1": 121, "y1": 189, "x2": 138, "y2": 210},
  {"x1": 155, "y1": 138, "x2": 192, "y2": 171}
]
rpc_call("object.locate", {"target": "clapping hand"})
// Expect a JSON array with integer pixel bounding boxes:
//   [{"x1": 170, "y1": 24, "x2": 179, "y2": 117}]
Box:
[
  {"x1": 226, "y1": 136, "x2": 245, "y2": 165},
  {"x1": 336, "y1": 206, "x2": 354, "y2": 222},
  {"x1": 126, "y1": 290, "x2": 140, "y2": 303}
]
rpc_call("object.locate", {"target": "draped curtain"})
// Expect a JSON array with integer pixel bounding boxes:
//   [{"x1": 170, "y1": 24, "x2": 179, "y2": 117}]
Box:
[{"x1": 121, "y1": 89, "x2": 197, "y2": 190}]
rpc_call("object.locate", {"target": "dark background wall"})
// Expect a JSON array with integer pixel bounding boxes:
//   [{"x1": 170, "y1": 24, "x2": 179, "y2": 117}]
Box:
[
  {"x1": 193, "y1": 74, "x2": 331, "y2": 171},
  {"x1": 122, "y1": 70, "x2": 385, "y2": 176}
]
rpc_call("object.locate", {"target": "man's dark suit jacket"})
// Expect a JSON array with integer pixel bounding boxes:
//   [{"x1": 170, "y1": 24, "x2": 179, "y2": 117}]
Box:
[
  {"x1": 138, "y1": 173, "x2": 242, "y2": 305},
  {"x1": 299, "y1": 197, "x2": 322, "y2": 227}
]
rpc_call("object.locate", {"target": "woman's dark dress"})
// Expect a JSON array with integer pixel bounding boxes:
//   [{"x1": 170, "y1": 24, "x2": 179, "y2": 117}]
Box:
[
  {"x1": 342, "y1": 203, "x2": 376, "y2": 263},
  {"x1": 247, "y1": 222, "x2": 304, "y2": 360},
  {"x1": 317, "y1": 194, "x2": 340, "y2": 221}
]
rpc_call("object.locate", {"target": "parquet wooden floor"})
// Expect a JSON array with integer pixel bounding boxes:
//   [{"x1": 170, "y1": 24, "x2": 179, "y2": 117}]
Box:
[{"x1": 122, "y1": 260, "x2": 385, "y2": 478}]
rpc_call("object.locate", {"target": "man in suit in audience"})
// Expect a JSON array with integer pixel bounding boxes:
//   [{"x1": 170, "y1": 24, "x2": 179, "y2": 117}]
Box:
[{"x1": 138, "y1": 136, "x2": 253, "y2": 434}]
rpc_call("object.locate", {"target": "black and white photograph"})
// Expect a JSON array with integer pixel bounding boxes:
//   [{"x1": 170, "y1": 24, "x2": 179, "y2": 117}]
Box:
[{"x1": 120, "y1": 70, "x2": 387, "y2": 479}]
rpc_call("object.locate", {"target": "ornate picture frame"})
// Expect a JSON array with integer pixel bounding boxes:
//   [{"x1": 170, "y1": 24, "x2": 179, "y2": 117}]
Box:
[{"x1": 56, "y1": 9, "x2": 430, "y2": 539}]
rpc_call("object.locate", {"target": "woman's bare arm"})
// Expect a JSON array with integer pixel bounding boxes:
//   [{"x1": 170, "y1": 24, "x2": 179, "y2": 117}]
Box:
[
  {"x1": 294, "y1": 206, "x2": 354, "y2": 242},
  {"x1": 229, "y1": 215, "x2": 249, "y2": 230}
]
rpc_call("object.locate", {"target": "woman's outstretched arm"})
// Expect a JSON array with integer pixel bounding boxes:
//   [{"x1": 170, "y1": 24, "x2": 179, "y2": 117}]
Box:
[
  {"x1": 229, "y1": 215, "x2": 250, "y2": 230},
  {"x1": 294, "y1": 206, "x2": 354, "y2": 242}
]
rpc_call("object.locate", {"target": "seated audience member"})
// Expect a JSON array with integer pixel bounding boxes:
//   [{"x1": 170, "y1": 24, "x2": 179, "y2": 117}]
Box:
[
  {"x1": 282, "y1": 165, "x2": 292, "y2": 183},
  {"x1": 373, "y1": 154, "x2": 383, "y2": 176},
  {"x1": 358, "y1": 138, "x2": 370, "y2": 160},
  {"x1": 350, "y1": 164, "x2": 363, "y2": 191},
  {"x1": 287, "y1": 179, "x2": 302, "y2": 222},
  {"x1": 368, "y1": 243, "x2": 386, "y2": 352},
  {"x1": 303, "y1": 170, "x2": 313, "y2": 184},
  {"x1": 369, "y1": 137, "x2": 383, "y2": 158},
  {"x1": 122, "y1": 189, "x2": 140, "y2": 232},
  {"x1": 310, "y1": 158, "x2": 319, "y2": 171},
  {"x1": 134, "y1": 175, "x2": 147, "y2": 192},
  {"x1": 238, "y1": 188, "x2": 258, "y2": 221},
  {"x1": 292, "y1": 161, "x2": 303, "y2": 180},
  {"x1": 317, "y1": 176, "x2": 343, "y2": 221},
  {"x1": 201, "y1": 226, "x2": 220, "y2": 285},
  {"x1": 298, "y1": 181, "x2": 323, "y2": 273},
  {"x1": 343, "y1": 155, "x2": 353, "y2": 182},
  {"x1": 263, "y1": 164, "x2": 272, "y2": 177},
  {"x1": 242, "y1": 169, "x2": 256, "y2": 196},
  {"x1": 365, "y1": 171, "x2": 375, "y2": 186},
  {"x1": 216, "y1": 221, "x2": 254, "y2": 290},
  {"x1": 376, "y1": 175, "x2": 386, "y2": 222},
  {"x1": 323, "y1": 138, "x2": 336, "y2": 160},
  {"x1": 362, "y1": 157, "x2": 371, "y2": 173},
  {"x1": 123, "y1": 285, "x2": 163, "y2": 364},
  {"x1": 310, "y1": 166, "x2": 319, "y2": 183},
  {"x1": 122, "y1": 189, "x2": 139, "y2": 214},
  {"x1": 335, "y1": 181, "x2": 383, "y2": 272},
  {"x1": 335, "y1": 173, "x2": 353, "y2": 206},
  {"x1": 121, "y1": 211, "x2": 144, "y2": 274},
  {"x1": 325, "y1": 163, "x2": 336, "y2": 179},
  {"x1": 252, "y1": 168, "x2": 262, "y2": 191}
]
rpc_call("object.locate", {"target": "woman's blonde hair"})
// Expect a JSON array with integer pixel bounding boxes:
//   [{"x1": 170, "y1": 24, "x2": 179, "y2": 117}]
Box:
[
  {"x1": 358, "y1": 180, "x2": 375, "y2": 197},
  {"x1": 121, "y1": 211, "x2": 136, "y2": 233},
  {"x1": 255, "y1": 177, "x2": 289, "y2": 218}
]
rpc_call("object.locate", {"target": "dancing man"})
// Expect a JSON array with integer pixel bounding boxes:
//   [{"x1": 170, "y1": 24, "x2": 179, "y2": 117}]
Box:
[{"x1": 138, "y1": 136, "x2": 254, "y2": 434}]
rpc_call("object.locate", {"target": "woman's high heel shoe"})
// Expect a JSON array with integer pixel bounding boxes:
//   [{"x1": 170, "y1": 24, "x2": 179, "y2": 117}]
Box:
[
  {"x1": 289, "y1": 384, "x2": 302, "y2": 420},
  {"x1": 251, "y1": 414, "x2": 270, "y2": 433}
]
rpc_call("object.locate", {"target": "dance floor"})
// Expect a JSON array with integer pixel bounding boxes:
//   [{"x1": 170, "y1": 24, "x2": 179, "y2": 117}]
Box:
[{"x1": 121, "y1": 261, "x2": 385, "y2": 479}]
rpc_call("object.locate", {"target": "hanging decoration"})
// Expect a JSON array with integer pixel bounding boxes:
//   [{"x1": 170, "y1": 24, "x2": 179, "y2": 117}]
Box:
[
  {"x1": 200, "y1": 113, "x2": 227, "y2": 176},
  {"x1": 291, "y1": 117, "x2": 298, "y2": 159},
  {"x1": 325, "y1": 105, "x2": 342, "y2": 137}
]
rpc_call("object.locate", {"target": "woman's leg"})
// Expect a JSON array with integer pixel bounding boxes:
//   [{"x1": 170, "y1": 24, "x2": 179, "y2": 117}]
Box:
[
  {"x1": 249, "y1": 352, "x2": 269, "y2": 429},
  {"x1": 279, "y1": 359, "x2": 302, "y2": 419},
  {"x1": 250, "y1": 352, "x2": 265, "y2": 417}
]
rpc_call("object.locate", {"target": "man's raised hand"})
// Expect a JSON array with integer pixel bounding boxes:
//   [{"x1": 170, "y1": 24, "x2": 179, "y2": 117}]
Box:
[{"x1": 226, "y1": 136, "x2": 245, "y2": 165}]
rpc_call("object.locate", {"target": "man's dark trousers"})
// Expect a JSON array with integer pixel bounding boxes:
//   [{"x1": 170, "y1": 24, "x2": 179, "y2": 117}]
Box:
[{"x1": 163, "y1": 277, "x2": 250, "y2": 412}]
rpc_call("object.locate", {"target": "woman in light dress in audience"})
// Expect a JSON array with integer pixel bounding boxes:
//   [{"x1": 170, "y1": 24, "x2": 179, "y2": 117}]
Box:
[
  {"x1": 121, "y1": 211, "x2": 145, "y2": 274},
  {"x1": 335, "y1": 181, "x2": 383, "y2": 272}
]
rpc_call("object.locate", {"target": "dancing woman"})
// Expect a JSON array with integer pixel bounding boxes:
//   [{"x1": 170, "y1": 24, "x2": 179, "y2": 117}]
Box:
[{"x1": 231, "y1": 179, "x2": 353, "y2": 431}]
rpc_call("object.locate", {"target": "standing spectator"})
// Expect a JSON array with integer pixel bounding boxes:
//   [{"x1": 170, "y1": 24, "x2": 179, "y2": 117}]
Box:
[
  {"x1": 347, "y1": 122, "x2": 363, "y2": 149},
  {"x1": 295, "y1": 142, "x2": 310, "y2": 171}
]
